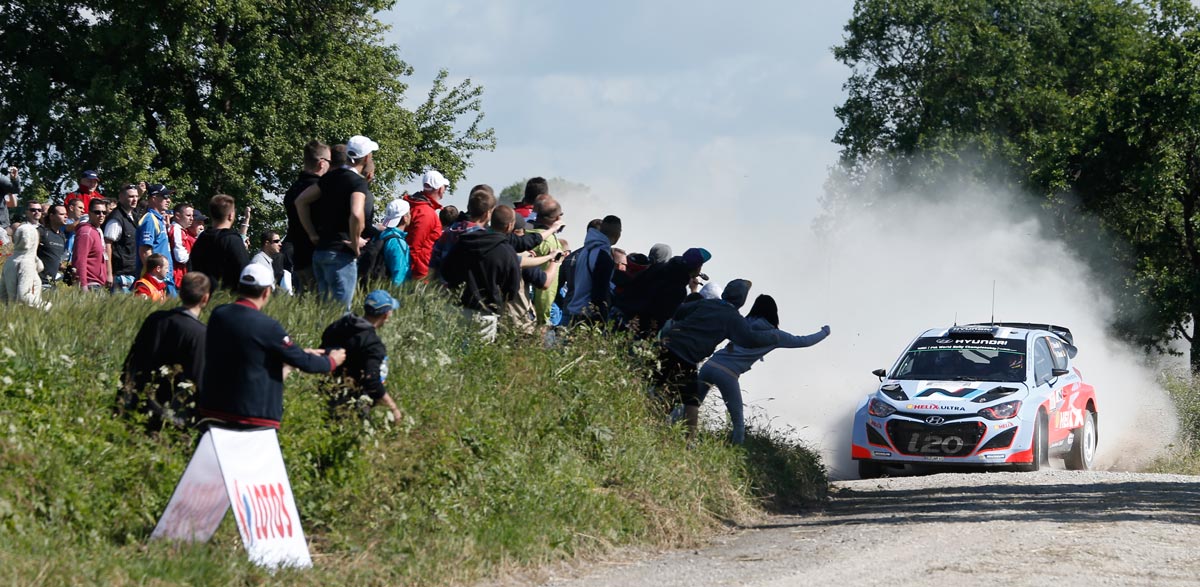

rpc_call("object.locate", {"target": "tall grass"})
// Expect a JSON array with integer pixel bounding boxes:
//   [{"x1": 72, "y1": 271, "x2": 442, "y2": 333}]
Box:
[{"x1": 0, "y1": 282, "x2": 826, "y2": 586}]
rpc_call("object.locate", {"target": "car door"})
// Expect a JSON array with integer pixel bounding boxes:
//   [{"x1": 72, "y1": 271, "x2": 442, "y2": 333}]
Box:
[{"x1": 1031, "y1": 337, "x2": 1070, "y2": 444}]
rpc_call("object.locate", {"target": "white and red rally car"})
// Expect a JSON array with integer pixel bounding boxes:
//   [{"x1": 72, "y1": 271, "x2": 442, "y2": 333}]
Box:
[{"x1": 851, "y1": 323, "x2": 1098, "y2": 478}]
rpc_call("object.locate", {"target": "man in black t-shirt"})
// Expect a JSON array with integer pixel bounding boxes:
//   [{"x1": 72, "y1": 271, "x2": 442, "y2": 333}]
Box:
[
  {"x1": 37, "y1": 204, "x2": 68, "y2": 286},
  {"x1": 190, "y1": 194, "x2": 250, "y2": 292},
  {"x1": 282, "y1": 140, "x2": 330, "y2": 297},
  {"x1": 295, "y1": 135, "x2": 378, "y2": 311}
]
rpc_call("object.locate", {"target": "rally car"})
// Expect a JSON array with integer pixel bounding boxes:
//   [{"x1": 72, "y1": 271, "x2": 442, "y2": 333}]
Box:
[{"x1": 850, "y1": 323, "x2": 1098, "y2": 478}]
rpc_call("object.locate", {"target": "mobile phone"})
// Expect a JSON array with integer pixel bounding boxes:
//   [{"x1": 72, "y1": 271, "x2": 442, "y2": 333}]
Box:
[
  {"x1": 556, "y1": 224, "x2": 566, "y2": 233},
  {"x1": 554, "y1": 251, "x2": 565, "y2": 261}
]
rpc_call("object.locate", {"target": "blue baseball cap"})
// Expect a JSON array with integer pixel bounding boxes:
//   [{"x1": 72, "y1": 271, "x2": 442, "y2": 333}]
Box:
[
  {"x1": 81, "y1": 170, "x2": 99, "y2": 180},
  {"x1": 364, "y1": 289, "x2": 400, "y2": 316}
]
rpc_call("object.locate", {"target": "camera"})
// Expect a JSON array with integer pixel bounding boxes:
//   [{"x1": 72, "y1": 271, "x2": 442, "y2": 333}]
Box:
[{"x1": 554, "y1": 251, "x2": 565, "y2": 262}]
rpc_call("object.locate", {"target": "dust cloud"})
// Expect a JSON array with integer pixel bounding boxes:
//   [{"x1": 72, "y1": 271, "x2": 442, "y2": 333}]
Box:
[{"x1": 553, "y1": 177, "x2": 1178, "y2": 480}]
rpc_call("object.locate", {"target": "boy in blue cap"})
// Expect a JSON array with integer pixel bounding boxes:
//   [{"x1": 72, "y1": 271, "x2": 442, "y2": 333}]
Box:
[{"x1": 320, "y1": 289, "x2": 404, "y2": 421}]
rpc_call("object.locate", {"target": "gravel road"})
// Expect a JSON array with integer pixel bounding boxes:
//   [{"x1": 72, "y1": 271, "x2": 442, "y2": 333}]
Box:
[{"x1": 538, "y1": 470, "x2": 1200, "y2": 587}]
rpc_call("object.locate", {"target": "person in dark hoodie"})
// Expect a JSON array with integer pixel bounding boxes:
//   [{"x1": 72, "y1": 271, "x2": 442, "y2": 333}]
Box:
[
  {"x1": 614, "y1": 247, "x2": 711, "y2": 338},
  {"x1": 441, "y1": 202, "x2": 522, "y2": 342},
  {"x1": 320, "y1": 289, "x2": 404, "y2": 422},
  {"x1": 698, "y1": 294, "x2": 830, "y2": 444},
  {"x1": 658, "y1": 279, "x2": 780, "y2": 439}
]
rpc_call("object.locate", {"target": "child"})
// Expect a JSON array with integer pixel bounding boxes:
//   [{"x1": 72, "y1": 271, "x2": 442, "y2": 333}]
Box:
[{"x1": 133, "y1": 253, "x2": 169, "y2": 302}]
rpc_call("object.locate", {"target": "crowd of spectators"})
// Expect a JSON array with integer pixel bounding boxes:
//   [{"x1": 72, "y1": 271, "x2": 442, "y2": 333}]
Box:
[{"x1": 0, "y1": 140, "x2": 830, "y2": 443}]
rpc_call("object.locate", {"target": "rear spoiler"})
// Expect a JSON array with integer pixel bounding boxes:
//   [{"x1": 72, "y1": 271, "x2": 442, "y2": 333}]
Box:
[{"x1": 968, "y1": 322, "x2": 1077, "y2": 357}]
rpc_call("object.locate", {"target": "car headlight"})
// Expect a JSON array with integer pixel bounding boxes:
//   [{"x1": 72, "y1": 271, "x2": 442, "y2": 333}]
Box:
[
  {"x1": 978, "y1": 400, "x2": 1022, "y2": 420},
  {"x1": 868, "y1": 397, "x2": 897, "y2": 417}
]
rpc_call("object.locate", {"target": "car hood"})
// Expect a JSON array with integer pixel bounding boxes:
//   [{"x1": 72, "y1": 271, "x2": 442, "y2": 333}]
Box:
[{"x1": 876, "y1": 379, "x2": 1030, "y2": 412}]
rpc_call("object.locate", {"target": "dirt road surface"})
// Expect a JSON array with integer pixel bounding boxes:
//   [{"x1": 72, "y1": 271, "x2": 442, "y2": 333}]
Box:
[{"x1": 539, "y1": 471, "x2": 1200, "y2": 587}]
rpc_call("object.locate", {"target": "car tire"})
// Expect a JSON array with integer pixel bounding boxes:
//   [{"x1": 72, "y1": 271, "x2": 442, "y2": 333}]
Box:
[
  {"x1": 1014, "y1": 413, "x2": 1048, "y2": 473},
  {"x1": 858, "y1": 460, "x2": 884, "y2": 479},
  {"x1": 1065, "y1": 410, "x2": 1097, "y2": 471}
]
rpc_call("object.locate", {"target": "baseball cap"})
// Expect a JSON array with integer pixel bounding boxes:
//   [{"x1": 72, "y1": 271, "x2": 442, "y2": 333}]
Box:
[
  {"x1": 682, "y1": 247, "x2": 712, "y2": 270},
  {"x1": 145, "y1": 183, "x2": 175, "y2": 198},
  {"x1": 422, "y1": 170, "x2": 449, "y2": 190},
  {"x1": 346, "y1": 135, "x2": 379, "y2": 159},
  {"x1": 382, "y1": 199, "x2": 410, "y2": 228},
  {"x1": 81, "y1": 170, "x2": 99, "y2": 180},
  {"x1": 364, "y1": 289, "x2": 400, "y2": 316},
  {"x1": 239, "y1": 263, "x2": 275, "y2": 288},
  {"x1": 512, "y1": 214, "x2": 527, "y2": 231},
  {"x1": 192, "y1": 210, "x2": 208, "y2": 222}
]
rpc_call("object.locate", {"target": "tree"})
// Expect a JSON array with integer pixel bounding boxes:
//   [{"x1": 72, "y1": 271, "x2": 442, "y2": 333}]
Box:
[
  {"x1": 832, "y1": 0, "x2": 1200, "y2": 370},
  {"x1": 0, "y1": 0, "x2": 495, "y2": 229}
]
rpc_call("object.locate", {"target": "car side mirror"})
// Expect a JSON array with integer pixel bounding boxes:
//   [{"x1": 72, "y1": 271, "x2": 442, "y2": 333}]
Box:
[
  {"x1": 1052, "y1": 368, "x2": 1070, "y2": 378},
  {"x1": 872, "y1": 368, "x2": 887, "y2": 381}
]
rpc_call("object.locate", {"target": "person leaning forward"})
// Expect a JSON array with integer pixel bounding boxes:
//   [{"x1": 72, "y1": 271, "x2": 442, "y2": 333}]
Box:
[
  {"x1": 195, "y1": 264, "x2": 345, "y2": 430},
  {"x1": 320, "y1": 289, "x2": 405, "y2": 422}
]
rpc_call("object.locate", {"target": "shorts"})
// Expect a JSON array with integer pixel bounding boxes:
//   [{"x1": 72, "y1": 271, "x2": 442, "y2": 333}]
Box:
[{"x1": 655, "y1": 347, "x2": 702, "y2": 407}]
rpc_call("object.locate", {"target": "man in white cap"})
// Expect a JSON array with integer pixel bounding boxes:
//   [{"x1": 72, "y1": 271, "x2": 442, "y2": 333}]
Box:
[
  {"x1": 295, "y1": 136, "x2": 379, "y2": 310},
  {"x1": 403, "y1": 169, "x2": 448, "y2": 281},
  {"x1": 196, "y1": 264, "x2": 345, "y2": 431}
]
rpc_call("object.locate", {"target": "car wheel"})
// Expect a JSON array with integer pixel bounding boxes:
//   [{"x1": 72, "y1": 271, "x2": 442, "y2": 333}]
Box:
[
  {"x1": 1065, "y1": 410, "x2": 1097, "y2": 471},
  {"x1": 858, "y1": 460, "x2": 884, "y2": 479},
  {"x1": 1013, "y1": 413, "x2": 1047, "y2": 472}
]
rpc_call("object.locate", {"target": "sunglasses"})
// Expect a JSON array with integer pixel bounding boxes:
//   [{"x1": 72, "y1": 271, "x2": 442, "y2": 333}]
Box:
[
  {"x1": 269, "y1": 239, "x2": 282, "y2": 244},
  {"x1": 27, "y1": 208, "x2": 43, "y2": 213}
]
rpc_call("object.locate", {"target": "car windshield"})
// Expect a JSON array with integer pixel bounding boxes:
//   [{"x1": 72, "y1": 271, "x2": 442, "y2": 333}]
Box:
[{"x1": 891, "y1": 337, "x2": 1027, "y2": 383}]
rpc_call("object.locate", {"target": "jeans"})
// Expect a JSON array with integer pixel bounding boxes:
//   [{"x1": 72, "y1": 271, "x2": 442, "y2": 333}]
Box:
[
  {"x1": 312, "y1": 248, "x2": 357, "y2": 310},
  {"x1": 698, "y1": 360, "x2": 746, "y2": 445}
]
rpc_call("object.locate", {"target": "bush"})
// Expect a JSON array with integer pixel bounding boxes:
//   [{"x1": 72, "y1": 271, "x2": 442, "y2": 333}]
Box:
[{"x1": 0, "y1": 284, "x2": 825, "y2": 585}]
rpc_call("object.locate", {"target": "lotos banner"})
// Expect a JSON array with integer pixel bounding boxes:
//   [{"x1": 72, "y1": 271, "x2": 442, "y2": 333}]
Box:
[{"x1": 151, "y1": 427, "x2": 312, "y2": 569}]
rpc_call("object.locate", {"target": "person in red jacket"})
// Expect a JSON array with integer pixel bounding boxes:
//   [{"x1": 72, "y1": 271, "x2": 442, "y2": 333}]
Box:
[
  {"x1": 73, "y1": 199, "x2": 109, "y2": 291},
  {"x1": 404, "y1": 170, "x2": 448, "y2": 280},
  {"x1": 64, "y1": 170, "x2": 102, "y2": 213}
]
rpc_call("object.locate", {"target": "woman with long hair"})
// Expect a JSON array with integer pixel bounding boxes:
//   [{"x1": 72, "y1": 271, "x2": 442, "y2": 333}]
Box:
[{"x1": 697, "y1": 294, "x2": 829, "y2": 444}]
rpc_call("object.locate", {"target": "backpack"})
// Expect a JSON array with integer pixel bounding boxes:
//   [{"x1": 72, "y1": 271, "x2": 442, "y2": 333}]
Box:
[{"x1": 358, "y1": 233, "x2": 402, "y2": 285}]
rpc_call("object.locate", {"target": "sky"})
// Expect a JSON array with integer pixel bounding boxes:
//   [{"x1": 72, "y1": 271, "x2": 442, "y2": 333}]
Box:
[{"x1": 381, "y1": 1, "x2": 854, "y2": 236}]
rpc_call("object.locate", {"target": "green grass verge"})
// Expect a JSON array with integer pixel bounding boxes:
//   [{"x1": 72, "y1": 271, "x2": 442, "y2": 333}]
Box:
[
  {"x1": 0, "y1": 283, "x2": 826, "y2": 586},
  {"x1": 1147, "y1": 369, "x2": 1200, "y2": 474}
]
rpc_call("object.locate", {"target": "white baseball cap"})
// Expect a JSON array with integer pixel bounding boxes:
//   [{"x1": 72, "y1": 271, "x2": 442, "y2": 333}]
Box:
[
  {"x1": 382, "y1": 199, "x2": 411, "y2": 228},
  {"x1": 239, "y1": 263, "x2": 275, "y2": 288},
  {"x1": 346, "y1": 135, "x2": 379, "y2": 159},
  {"x1": 422, "y1": 169, "x2": 449, "y2": 190}
]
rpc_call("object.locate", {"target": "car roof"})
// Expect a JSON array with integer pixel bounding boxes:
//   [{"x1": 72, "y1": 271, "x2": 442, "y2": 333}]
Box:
[{"x1": 915, "y1": 323, "x2": 1078, "y2": 357}]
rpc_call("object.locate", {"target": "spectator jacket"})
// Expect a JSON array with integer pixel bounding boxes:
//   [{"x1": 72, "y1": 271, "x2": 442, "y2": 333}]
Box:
[
  {"x1": 404, "y1": 192, "x2": 442, "y2": 280},
  {"x1": 190, "y1": 228, "x2": 250, "y2": 292},
  {"x1": 197, "y1": 300, "x2": 337, "y2": 428},
  {"x1": 708, "y1": 317, "x2": 830, "y2": 375},
  {"x1": 442, "y1": 229, "x2": 520, "y2": 314},
  {"x1": 321, "y1": 314, "x2": 389, "y2": 405},
  {"x1": 283, "y1": 171, "x2": 320, "y2": 271},
  {"x1": 122, "y1": 306, "x2": 206, "y2": 406},
  {"x1": 73, "y1": 222, "x2": 107, "y2": 288},
  {"x1": 566, "y1": 227, "x2": 616, "y2": 319},
  {"x1": 136, "y1": 208, "x2": 172, "y2": 277},
  {"x1": 104, "y1": 206, "x2": 139, "y2": 278}
]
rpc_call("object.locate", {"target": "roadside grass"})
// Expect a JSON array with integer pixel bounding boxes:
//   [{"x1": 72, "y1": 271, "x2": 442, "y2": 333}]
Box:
[
  {"x1": 0, "y1": 283, "x2": 826, "y2": 586},
  {"x1": 1147, "y1": 370, "x2": 1200, "y2": 475}
]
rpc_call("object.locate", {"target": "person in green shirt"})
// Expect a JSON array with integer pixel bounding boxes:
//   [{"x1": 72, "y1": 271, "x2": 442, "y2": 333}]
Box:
[{"x1": 526, "y1": 196, "x2": 565, "y2": 326}]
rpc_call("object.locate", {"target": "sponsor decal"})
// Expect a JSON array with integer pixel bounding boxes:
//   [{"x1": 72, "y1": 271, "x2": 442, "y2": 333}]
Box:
[
  {"x1": 996, "y1": 422, "x2": 1016, "y2": 430},
  {"x1": 1057, "y1": 409, "x2": 1082, "y2": 429},
  {"x1": 873, "y1": 451, "x2": 893, "y2": 457},
  {"x1": 907, "y1": 433, "x2": 967, "y2": 454},
  {"x1": 907, "y1": 403, "x2": 967, "y2": 412},
  {"x1": 868, "y1": 419, "x2": 883, "y2": 429},
  {"x1": 917, "y1": 387, "x2": 977, "y2": 398},
  {"x1": 984, "y1": 453, "x2": 1006, "y2": 459},
  {"x1": 926, "y1": 456, "x2": 945, "y2": 461},
  {"x1": 233, "y1": 481, "x2": 296, "y2": 545}
]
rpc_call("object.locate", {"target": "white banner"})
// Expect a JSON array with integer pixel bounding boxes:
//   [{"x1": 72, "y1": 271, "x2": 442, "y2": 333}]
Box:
[
  {"x1": 151, "y1": 427, "x2": 312, "y2": 570},
  {"x1": 150, "y1": 432, "x2": 229, "y2": 542}
]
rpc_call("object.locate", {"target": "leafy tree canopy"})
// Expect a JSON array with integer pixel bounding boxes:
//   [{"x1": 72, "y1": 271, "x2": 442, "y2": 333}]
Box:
[
  {"x1": 832, "y1": 0, "x2": 1200, "y2": 368},
  {"x1": 1, "y1": 0, "x2": 495, "y2": 227}
]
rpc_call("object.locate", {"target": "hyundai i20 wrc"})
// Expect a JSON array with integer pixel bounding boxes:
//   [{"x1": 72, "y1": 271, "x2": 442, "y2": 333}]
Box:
[{"x1": 851, "y1": 323, "x2": 1098, "y2": 478}]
